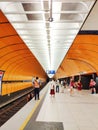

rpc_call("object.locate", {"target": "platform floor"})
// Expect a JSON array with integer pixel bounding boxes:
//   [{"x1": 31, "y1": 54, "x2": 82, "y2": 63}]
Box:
[
  {"x1": 36, "y1": 87, "x2": 98, "y2": 130},
  {"x1": 1, "y1": 82, "x2": 98, "y2": 130}
]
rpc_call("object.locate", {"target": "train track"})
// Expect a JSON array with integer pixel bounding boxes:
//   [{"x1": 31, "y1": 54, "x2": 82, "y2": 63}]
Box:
[
  {"x1": 0, "y1": 93, "x2": 32, "y2": 127},
  {"x1": 0, "y1": 83, "x2": 46, "y2": 127}
]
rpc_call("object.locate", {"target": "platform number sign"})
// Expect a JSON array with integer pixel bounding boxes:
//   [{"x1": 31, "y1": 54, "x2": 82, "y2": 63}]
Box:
[{"x1": 0, "y1": 71, "x2": 4, "y2": 95}]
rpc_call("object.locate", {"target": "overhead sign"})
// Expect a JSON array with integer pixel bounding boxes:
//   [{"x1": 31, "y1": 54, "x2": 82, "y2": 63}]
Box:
[{"x1": 46, "y1": 70, "x2": 55, "y2": 74}]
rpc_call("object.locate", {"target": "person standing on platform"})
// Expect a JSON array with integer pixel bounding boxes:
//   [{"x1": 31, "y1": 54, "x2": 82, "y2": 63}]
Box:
[
  {"x1": 69, "y1": 78, "x2": 74, "y2": 96},
  {"x1": 61, "y1": 80, "x2": 64, "y2": 93},
  {"x1": 56, "y1": 79, "x2": 59, "y2": 93},
  {"x1": 50, "y1": 79, "x2": 55, "y2": 97},
  {"x1": 89, "y1": 79, "x2": 96, "y2": 94},
  {"x1": 33, "y1": 77, "x2": 40, "y2": 100},
  {"x1": 77, "y1": 80, "x2": 82, "y2": 94}
]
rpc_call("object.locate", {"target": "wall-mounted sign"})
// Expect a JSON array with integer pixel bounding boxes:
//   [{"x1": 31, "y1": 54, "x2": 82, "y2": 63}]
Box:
[{"x1": 0, "y1": 71, "x2": 4, "y2": 95}]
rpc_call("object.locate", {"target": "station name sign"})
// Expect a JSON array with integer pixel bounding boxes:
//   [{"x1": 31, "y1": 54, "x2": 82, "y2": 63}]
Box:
[{"x1": 46, "y1": 70, "x2": 55, "y2": 74}]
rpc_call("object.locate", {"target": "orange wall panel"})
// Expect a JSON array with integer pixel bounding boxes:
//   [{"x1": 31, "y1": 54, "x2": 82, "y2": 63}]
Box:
[{"x1": 0, "y1": 10, "x2": 47, "y2": 95}]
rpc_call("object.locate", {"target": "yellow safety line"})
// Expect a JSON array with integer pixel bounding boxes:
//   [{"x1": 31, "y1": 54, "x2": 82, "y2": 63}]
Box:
[{"x1": 19, "y1": 94, "x2": 44, "y2": 130}]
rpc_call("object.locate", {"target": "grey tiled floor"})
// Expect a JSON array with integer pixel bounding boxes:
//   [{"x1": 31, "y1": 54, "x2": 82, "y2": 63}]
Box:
[
  {"x1": 25, "y1": 121, "x2": 63, "y2": 130},
  {"x1": 24, "y1": 85, "x2": 64, "y2": 130},
  {"x1": 36, "y1": 84, "x2": 98, "y2": 130}
]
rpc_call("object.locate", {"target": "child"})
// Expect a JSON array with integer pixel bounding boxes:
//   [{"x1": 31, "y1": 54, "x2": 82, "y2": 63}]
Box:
[{"x1": 50, "y1": 85, "x2": 55, "y2": 97}]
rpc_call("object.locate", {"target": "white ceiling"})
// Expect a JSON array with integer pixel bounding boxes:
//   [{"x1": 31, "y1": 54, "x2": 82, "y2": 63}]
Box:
[
  {"x1": 82, "y1": 0, "x2": 98, "y2": 30},
  {"x1": 0, "y1": 0, "x2": 96, "y2": 77}
]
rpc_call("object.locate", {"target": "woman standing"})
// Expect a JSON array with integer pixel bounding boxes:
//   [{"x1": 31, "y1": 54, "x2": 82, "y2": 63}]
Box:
[
  {"x1": 89, "y1": 79, "x2": 96, "y2": 94},
  {"x1": 77, "y1": 80, "x2": 82, "y2": 91},
  {"x1": 69, "y1": 78, "x2": 74, "y2": 96}
]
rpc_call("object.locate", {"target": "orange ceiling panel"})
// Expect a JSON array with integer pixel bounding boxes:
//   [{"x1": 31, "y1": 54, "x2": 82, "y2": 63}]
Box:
[
  {"x1": 0, "y1": 10, "x2": 47, "y2": 81},
  {"x1": 54, "y1": 58, "x2": 95, "y2": 79},
  {"x1": 55, "y1": 34, "x2": 98, "y2": 79}
]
